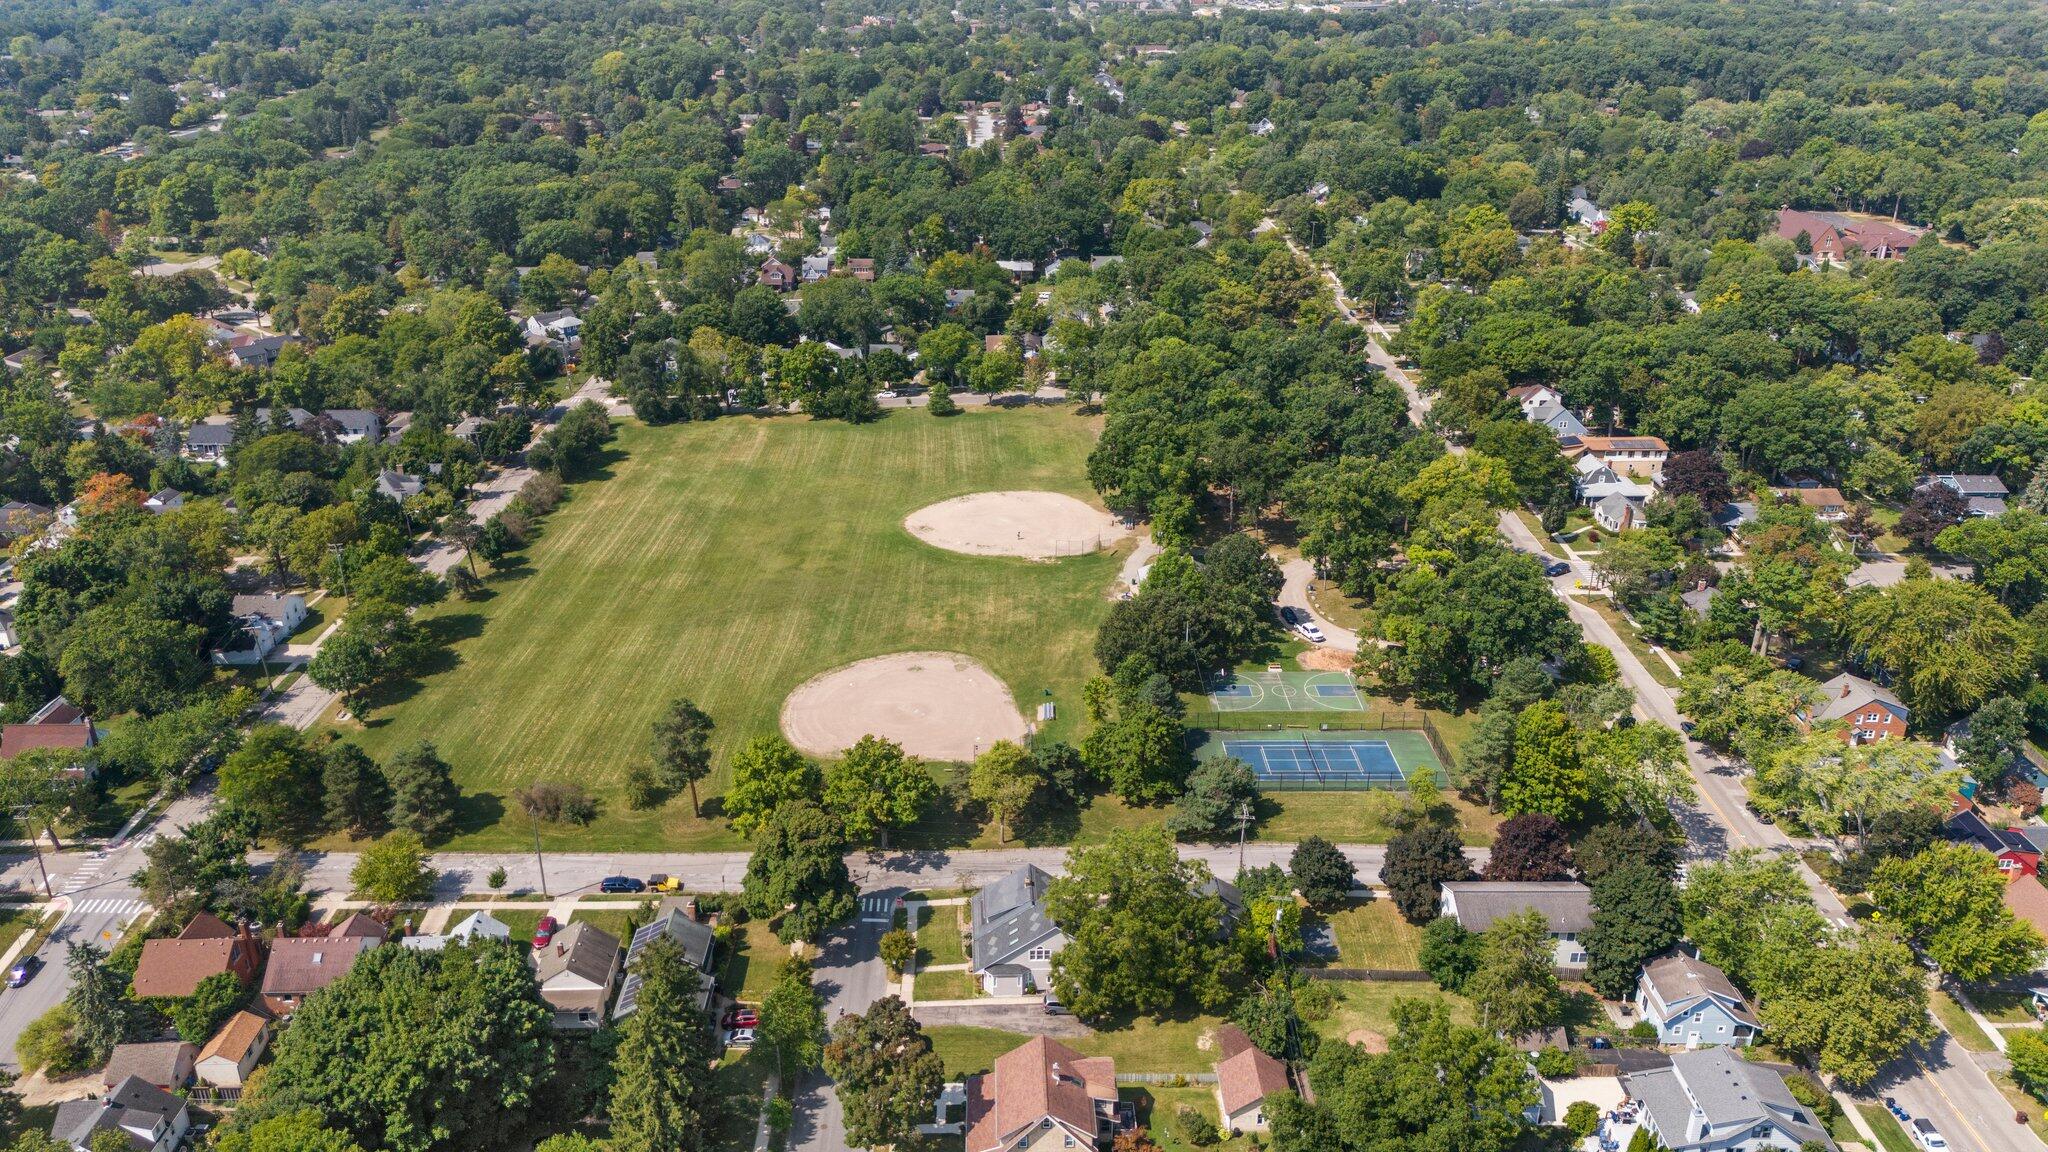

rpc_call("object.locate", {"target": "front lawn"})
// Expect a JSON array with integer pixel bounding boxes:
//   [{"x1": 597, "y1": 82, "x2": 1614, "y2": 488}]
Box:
[
  {"x1": 914, "y1": 904, "x2": 968, "y2": 968},
  {"x1": 1309, "y1": 979, "x2": 1472, "y2": 1043},
  {"x1": 331, "y1": 408, "x2": 1120, "y2": 851},
  {"x1": 913, "y1": 969, "x2": 982, "y2": 1001},
  {"x1": 1930, "y1": 988, "x2": 1998, "y2": 1053},
  {"x1": 926, "y1": 1014, "x2": 1230, "y2": 1078},
  {"x1": 720, "y1": 918, "x2": 793, "y2": 1004},
  {"x1": 1260, "y1": 790, "x2": 1498, "y2": 846}
]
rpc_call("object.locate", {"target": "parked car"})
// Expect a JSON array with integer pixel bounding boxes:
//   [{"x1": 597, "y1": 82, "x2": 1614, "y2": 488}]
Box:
[
  {"x1": 1543, "y1": 560, "x2": 1571, "y2": 577},
  {"x1": 6, "y1": 956, "x2": 40, "y2": 988},
  {"x1": 724, "y1": 1028, "x2": 756, "y2": 1047},
  {"x1": 1278, "y1": 606, "x2": 1302, "y2": 627},
  {"x1": 647, "y1": 874, "x2": 682, "y2": 893},
  {"x1": 1912, "y1": 1118, "x2": 1948, "y2": 1150},
  {"x1": 1295, "y1": 620, "x2": 1325, "y2": 644},
  {"x1": 875, "y1": 390, "x2": 898, "y2": 400},
  {"x1": 723, "y1": 1007, "x2": 759, "y2": 1029},
  {"x1": 532, "y1": 916, "x2": 560, "y2": 947},
  {"x1": 599, "y1": 875, "x2": 646, "y2": 893},
  {"x1": 1043, "y1": 995, "x2": 1070, "y2": 1016}
]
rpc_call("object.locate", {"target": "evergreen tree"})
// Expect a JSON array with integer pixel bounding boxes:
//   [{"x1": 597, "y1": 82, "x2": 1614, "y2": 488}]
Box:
[
  {"x1": 386, "y1": 742, "x2": 459, "y2": 840},
  {"x1": 649, "y1": 698, "x2": 715, "y2": 815},
  {"x1": 609, "y1": 937, "x2": 717, "y2": 1152},
  {"x1": 321, "y1": 742, "x2": 390, "y2": 839}
]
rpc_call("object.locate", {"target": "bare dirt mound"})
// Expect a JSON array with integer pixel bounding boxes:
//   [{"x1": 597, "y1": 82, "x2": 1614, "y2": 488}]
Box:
[
  {"x1": 905, "y1": 491, "x2": 1131, "y2": 560},
  {"x1": 1346, "y1": 1029, "x2": 1389, "y2": 1053},
  {"x1": 780, "y1": 652, "x2": 1029, "y2": 761}
]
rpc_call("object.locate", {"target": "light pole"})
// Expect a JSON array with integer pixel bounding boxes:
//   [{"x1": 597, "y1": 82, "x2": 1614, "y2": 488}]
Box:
[{"x1": 531, "y1": 810, "x2": 549, "y2": 898}]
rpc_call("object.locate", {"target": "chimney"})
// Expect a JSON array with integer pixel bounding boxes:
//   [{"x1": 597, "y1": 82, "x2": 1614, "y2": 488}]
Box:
[
  {"x1": 1051, "y1": 1061, "x2": 1063, "y2": 1085},
  {"x1": 1841, "y1": 682, "x2": 1852, "y2": 698}
]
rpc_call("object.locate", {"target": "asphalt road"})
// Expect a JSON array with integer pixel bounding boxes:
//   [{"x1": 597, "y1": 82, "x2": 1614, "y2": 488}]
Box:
[{"x1": 787, "y1": 890, "x2": 898, "y2": 1152}]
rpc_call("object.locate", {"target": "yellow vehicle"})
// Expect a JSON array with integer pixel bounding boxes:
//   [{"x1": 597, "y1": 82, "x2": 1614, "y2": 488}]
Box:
[{"x1": 646, "y1": 874, "x2": 683, "y2": 893}]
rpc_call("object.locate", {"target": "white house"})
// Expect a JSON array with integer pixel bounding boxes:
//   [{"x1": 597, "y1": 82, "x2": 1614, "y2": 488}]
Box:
[
  {"x1": 211, "y1": 592, "x2": 307, "y2": 667},
  {"x1": 401, "y1": 911, "x2": 512, "y2": 951},
  {"x1": 1212, "y1": 1026, "x2": 1290, "y2": 1135},
  {"x1": 194, "y1": 1010, "x2": 272, "y2": 1089},
  {"x1": 1438, "y1": 881, "x2": 1592, "y2": 971},
  {"x1": 142, "y1": 489, "x2": 184, "y2": 514},
  {"x1": 523, "y1": 311, "x2": 583, "y2": 355}
]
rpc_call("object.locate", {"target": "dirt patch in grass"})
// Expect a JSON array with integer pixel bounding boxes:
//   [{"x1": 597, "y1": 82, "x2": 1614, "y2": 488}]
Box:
[
  {"x1": 904, "y1": 490, "x2": 1130, "y2": 559},
  {"x1": 781, "y1": 651, "x2": 1028, "y2": 761}
]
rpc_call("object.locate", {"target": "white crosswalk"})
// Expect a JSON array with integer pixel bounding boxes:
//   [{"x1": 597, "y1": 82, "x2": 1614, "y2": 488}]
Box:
[
  {"x1": 60, "y1": 855, "x2": 110, "y2": 894},
  {"x1": 68, "y1": 898, "x2": 142, "y2": 918},
  {"x1": 859, "y1": 895, "x2": 895, "y2": 922}
]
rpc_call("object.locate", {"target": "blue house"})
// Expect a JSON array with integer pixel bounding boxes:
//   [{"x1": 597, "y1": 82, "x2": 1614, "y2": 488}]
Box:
[{"x1": 1634, "y1": 951, "x2": 1760, "y2": 1049}]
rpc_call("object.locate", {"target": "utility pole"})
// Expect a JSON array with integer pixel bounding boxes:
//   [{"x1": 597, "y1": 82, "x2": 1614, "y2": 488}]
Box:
[
  {"x1": 1234, "y1": 800, "x2": 1253, "y2": 878},
  {"x1": 531, "y1": 811, "x2": 549, "y2": 898}
]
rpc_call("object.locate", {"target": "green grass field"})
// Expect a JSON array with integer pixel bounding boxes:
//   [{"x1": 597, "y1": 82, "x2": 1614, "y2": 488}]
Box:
[
  {"x1": 1318, "y1": 900, "x2": 1426, "y2": 970},
  {"x1": 334, "y1": 409, "x2": 1121, "y2": 850}
]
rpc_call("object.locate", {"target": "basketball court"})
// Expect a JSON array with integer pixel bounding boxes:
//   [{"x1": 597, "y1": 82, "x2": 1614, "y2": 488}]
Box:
[{"x1": 1206, "y1": 669, "x2": 1366, "y2": 713}]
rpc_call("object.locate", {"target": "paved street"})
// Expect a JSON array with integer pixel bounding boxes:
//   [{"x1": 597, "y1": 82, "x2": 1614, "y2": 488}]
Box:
[
  {"x1": 788, "y1": 891, "x2": 899, "y2": 1152},
  {"x1": 1277, "y1": 557, "x2": 1360, "y2": 651}
]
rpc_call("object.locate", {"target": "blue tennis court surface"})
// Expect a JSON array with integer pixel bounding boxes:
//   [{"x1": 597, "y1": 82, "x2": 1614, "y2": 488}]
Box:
[
  {"x1": 1213, "y1": 683, "x2": 1255, "y2": 698},
  {"x1": 1223, "y1": 738, "x2": 1404, "y2": 784}
]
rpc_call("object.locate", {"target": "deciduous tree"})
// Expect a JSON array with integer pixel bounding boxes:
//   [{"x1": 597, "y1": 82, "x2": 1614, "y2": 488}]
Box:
[{"x1": 822, "y1": 997, "x2": 945, "y2": 1150}]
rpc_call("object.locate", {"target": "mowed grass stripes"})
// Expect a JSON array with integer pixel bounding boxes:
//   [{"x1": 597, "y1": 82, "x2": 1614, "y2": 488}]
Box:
[{"x1": 333, "y1": 407, "x2": 1120, "y2": 852}]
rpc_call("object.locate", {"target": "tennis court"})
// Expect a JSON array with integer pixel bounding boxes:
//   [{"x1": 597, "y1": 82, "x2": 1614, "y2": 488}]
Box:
[
  {"x1": 1190, "y1": 727, "x2": 1444, "y2": 791},
  {"x1": 1207, "y1": 670, "x2": 1366, "y2": 712}
]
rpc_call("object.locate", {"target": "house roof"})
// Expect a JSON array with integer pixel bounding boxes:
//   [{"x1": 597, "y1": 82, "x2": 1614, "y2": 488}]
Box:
[
  {"x1": 230, "y1": 593, "x2": 301, "y2": 619},
  {"x1": 533, "y1": 921, "x2": 621, "y2": 988},
  {"x1": 1216, "y1": 1044, "x2": 1290, "y2": 1117},
  {"x1": 1579, "y1": 435, "x2": 1669, "y2": 454},
  {"x1": 132, "y1": 938, "x2": 246, "y2": 999},
  {"x1": 1934, "y1": 473, "x2": 2010, "y2": 497},
  {"x1": 1639, "y1": 951, "x2": 1759, "y2": 1028},
  {"x1": 614, "y1": 909, "x2": 715, "y2": 1018},
  {"x1": 197, "y1": 1011, "x2": 268, "y2": 1066},
  {"x1": 326, "y1": 912, "x2": 389, "y2": 939},
  {"x1": 1626, "y1": 1048, "x2": 1831, "y2": 1151},
  {"x1": 1440, "y1": 881, "x2": 1593, "y2": 933},
  {"x1": 101, "y1": 1041, "x2": 193, "y2": 1088},
  {"x1": 53, "y1": 1076, "x2": 185, "y2": 1151},
  {"x1": 1773, "y1": 486, "x2": 1845, "y2": 509},
  {"x1": 2006, "y1": 874, "x2": 2048, "y2": 937},
  {"x1": 964, "y1": 1036, "x2": 1116, "y2": 1152},
  {"x1": 1944, "y1": 806, "x2": 2039, "y2": 859},
  {"x1": 0, "y1": 721, "x2": 95, "y2": 758},
  {"x1": 971, "y1": 864, "x2": 1061, "y2": 969},
  {"x1": 1811, "y1": 673, "x2": 1906, "y2": 723},
  {"x1": 262, "y1": 935, "x2": 376, "y2": 996},
  {"x1": 180, "y1": 912, "x2": 236, "y2": 940}
]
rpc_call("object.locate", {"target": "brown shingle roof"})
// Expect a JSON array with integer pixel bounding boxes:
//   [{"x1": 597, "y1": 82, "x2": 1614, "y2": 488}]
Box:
[
  {"x1": 1216, "y1": 1044, "x2": 1290, "y2": 1118},
  {"x1": 0, "y1": 723, "x2": 94, "y2": 758},
  {"x1": 964, "y1": 1036, "x2": 1115, "y2": 1152},
  {"x1": 180, "y1": 912, "x2": 235, "y2": 940},
  {"x1": 263, "y1": 936, "x2": 376, "y2": 996},
  {"x1": 197, "y1": 1011, "x2": 269, "y2": 1065},
  {"x1": 533, "y1": 921, "x2": 620, "y2": 987},
  {"x1": 132, "y1": 938, "x2": 250, "y2": 999}
]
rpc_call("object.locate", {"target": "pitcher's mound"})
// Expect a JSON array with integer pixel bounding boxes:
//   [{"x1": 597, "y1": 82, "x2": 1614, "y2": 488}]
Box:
[
  {"x1": 781, "y1": 652, "x2": 1029, "y2": 761},
  {"x1": 906, "y1": 491, "x2": 1131, "y2": 559}
]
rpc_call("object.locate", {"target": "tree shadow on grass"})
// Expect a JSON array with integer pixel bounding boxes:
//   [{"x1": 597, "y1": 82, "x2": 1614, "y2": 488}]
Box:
[{"x1": 446, "y1": 789, "x2": 508, "y2": 841}]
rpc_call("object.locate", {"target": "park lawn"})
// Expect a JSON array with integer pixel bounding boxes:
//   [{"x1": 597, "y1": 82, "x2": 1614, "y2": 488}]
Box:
[
  {"x1": 1305, "y1": 576, "x2": 1373, "y2": 635},
  {"x1": 914, "y1": 904, "x2": 968, "y2": 968},
  {"x1": 1857, "y1": 1104, "x2": 1917, "y2": 1152},
  {"x1": 721, "y1": 918, "x2": 793, "y2": 1004},
  {"x1": 1310, "y1": 979, "x2": 1472, "y2": 1043},
  {"x1": 913, "y1": 969, "x2": 982, "y2": 1001},
  {"x1": 1991, "y1": 1071, "x2": 2048, "y2": 1146},
  {"x1": 1123, "y1": 1086, "x2": 1248, "y2": 1152},
  {"x1": 1930, "y1": 988, "x2": 1998, "y2": 1053},
  {"x1": 1321, "y1": 900, "x2": 1425, "y2": 970},
  {"x1": 1260, "y1": 791, "x2": 1497, "y2": 847},
  {"x1": 331, "y1": 408, "x2": 1120, "y2": 851}
]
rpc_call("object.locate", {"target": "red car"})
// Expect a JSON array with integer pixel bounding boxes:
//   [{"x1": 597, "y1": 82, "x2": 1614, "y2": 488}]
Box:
[
  {"x1": 723, "y1": 1007, "x2": 758, "y2": 1029},
  {"x1": 532, "y1": 916, "x2": 560, "y2": 947}
]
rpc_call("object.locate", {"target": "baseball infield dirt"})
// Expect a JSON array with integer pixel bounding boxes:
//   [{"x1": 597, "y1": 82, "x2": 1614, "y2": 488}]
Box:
[
  {"x1": 904, "y1": 490, "x2": 1131, "y2": 560},
  {"x1": 780, "y1": 651, "x2": 1030, "y2": 761}
]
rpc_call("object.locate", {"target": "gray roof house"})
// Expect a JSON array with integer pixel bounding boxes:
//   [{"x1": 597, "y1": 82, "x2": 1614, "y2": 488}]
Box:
[
  {"x1": 321, "y1": 409, "x2": 382, "y2": 444},
  {"x1": 1925, "y1": 473, "x2": 2010, "y2": 518},
  {"x1": 613, "y1": 907, "x2": 716, "y2": 1020},
  {"x1": 374, "y1": 469, "x2": 425, "y2": 501},
  {"x1": 1625, "y1": 1048, "x2": 1833, "y2": 1151},
  {"x1": 1805, "y1": 673, "x2": 1908, "y2": 745},
  {"x1": 51, "y1": 1075, "x2": 191, "y2": 1152},
  {"x1": 1438, "y1": 881, "x2": 1592, "y2": 971},
  {"x1": 970, "y1": 864, "x2": 1066, "y2": 998},
  {"x1": 182, "y1": 420, "x2": 235, "y2": 461},
  {"x1": 533, "y1": 921, "x2": 622, "y2": 1030},
  {"x1": 1634, "y1": 951, "x2": 1760, "y2": 1049}
]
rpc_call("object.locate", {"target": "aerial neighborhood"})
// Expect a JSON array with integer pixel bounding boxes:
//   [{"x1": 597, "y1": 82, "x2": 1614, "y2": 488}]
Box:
[{"x1": 6, "y1": 0, "x2": 2048, "y2": 1150}]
